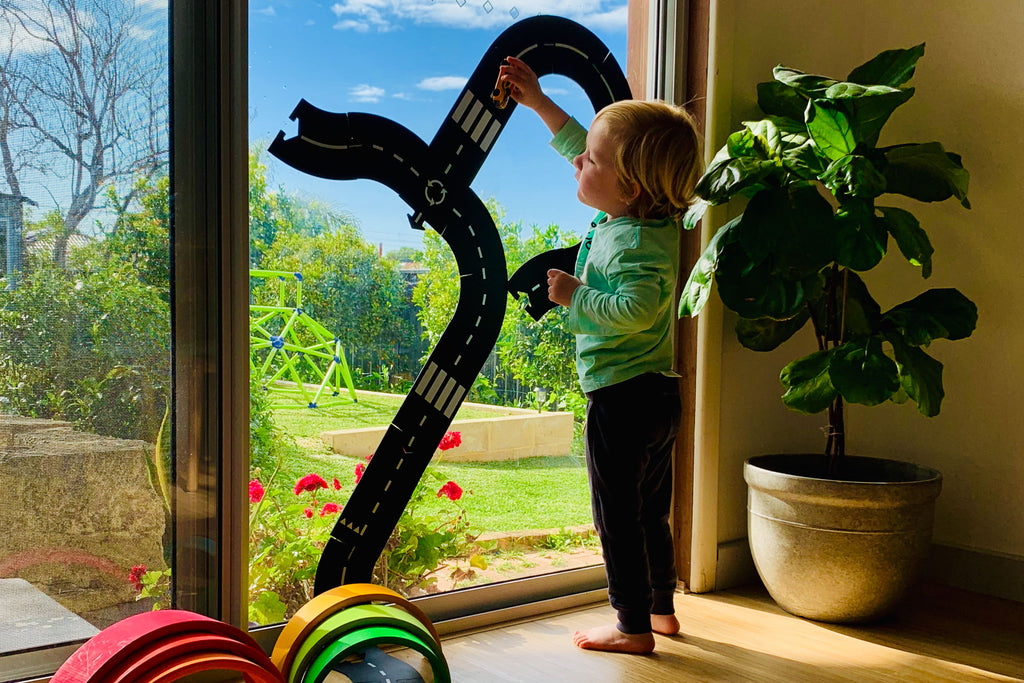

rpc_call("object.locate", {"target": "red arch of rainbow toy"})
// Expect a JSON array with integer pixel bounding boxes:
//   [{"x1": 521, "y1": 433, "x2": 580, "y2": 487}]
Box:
[{"x1": 52, "y1": 584, "x2": 448, "y2": 683}]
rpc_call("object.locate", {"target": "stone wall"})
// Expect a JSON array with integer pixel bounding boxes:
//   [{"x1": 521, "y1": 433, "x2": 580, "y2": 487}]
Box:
[
  {"x1": 321, "y1": 402, "x2": 575, "y2": 462},
  {"x1": 0, "y1": 416, "x2": 166, "y2": 623}
]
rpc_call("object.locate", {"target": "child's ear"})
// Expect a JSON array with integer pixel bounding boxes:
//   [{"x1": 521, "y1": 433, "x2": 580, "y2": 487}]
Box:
[{"x1": 622, "y1": 180, "x2": 641, "y2": 202}]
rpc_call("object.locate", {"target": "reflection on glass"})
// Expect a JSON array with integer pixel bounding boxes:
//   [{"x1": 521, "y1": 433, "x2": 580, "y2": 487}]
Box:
[
  {"x1": 0, "y1": 0, "x2": 171, "y2": 654},
  {"x1": 248, "y1": 1, "x2": 627, "y2": 623}
]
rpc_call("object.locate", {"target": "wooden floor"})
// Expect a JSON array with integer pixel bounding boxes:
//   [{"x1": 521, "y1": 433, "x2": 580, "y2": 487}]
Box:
[{"x1": 439, "y1": 583, "x2": 1024, "y2": 682}]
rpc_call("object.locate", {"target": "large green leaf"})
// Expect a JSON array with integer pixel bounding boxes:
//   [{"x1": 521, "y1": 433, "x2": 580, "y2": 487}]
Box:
[
  {"x1": 806, "y1": 100, "x2": 857, "y2": 162},
  {"x1": 745, "y1": 116, "x2": 809, "y2": 154},
  {"x1": 715, "y1": 239, "x2": 809, "y2": 320},
  {"x1": 834, "y1": 201, "x2": 888, "y2": 271},
  {"x1": 829, "y1": 338, "x2": 899, "y2": 406},
  {"x1": 773, "y1": 66, "x2": 837, "y2": 98},
  {"x1": 734, "y1": 185, "x2": 836, "y2": 276},
  {"x1": 781, "y1": 138, "x2": 824, "y2": 180},
  {"x1": 757, "y1": 80, "x2": 808, "y2": 120},
  {"x1": 727, "y1": 127, "x2": 773, "y2": 159},
  {"x1": 883, "y1": 142, "x2": 971, "y2": 207},
  {"x1": 847, "y1": 43, "x2": 926, "y2": 88},
  {"x1": 889, "y1": 336, "x2": 945, "y2": 416},
  {"x1": 740, "y1": 120, "x2": 780, "y2": 158},
  {"x1": 695, "y1": 156, "x2": 778, "y2": 204},
  {"x1": 877, "y1": 206, "x2": 933, "y2": 277},
  {"x1": 826, "y1": 84, "x2": 915, "y2": 147},
  {"x1": 821, "y1": 154, "x2": 887, "y2": 199},
  {"x1": 813, "y1": 86, "x2": 915, "y2": 151},
  {"x1": 840, "y1": 270, "x2": 883, "y2": 337},
  {"x1": 807, "y1": 268, "x2": 882, "y2": 341},
  {"x1": 678, "y1": 218, "x2": 735, "y2": 317},
  {"x1": 780, "y1": 349, "x2": 838, "y2": 414},
  {"x1": 882, "y1": 288, "x2": 978, "y2": 345},
  {"x1": 682, "y1": 198, "x2": 709, "y2": 231},
  {"x1": 735, "y1": 310, "x2": 810, "y2": 352},
  {"x1": 746, "y1": 115, "x2": 822, "y2": 180}
]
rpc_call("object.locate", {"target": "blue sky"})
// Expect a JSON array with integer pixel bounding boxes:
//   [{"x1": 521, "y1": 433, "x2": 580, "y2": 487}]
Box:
[{"x1": 248, "y1": 1, "x2": 629, "y2": 253}]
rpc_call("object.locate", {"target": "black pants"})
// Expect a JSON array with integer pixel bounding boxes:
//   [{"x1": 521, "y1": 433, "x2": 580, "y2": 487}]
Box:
[{"x1": 585, "y1": 372, "x2": 681, "y2": 634}]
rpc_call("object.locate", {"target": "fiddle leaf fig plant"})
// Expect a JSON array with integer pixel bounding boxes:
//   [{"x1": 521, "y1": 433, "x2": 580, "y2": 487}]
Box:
[{"x1": 680, "y1": 44, "x2": 978, "y2": 474}]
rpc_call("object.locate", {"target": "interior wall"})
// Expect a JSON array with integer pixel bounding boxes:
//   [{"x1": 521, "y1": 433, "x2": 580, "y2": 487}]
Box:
[{"x1": 705, "y1": 0, "x2": 1024, "y2": 581}]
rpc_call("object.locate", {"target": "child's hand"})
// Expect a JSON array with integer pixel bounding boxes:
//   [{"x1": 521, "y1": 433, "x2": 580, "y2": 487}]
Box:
[
  {"x1": 498, "y1": 56, "x2": 546, "y2": 110},
  {"x1": 547, "y1": 269, "x2": 582, "y2": 307}
]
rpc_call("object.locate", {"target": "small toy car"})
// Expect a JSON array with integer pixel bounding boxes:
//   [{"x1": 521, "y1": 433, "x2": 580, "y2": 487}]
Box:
[{"x1": 491, "y1": 71, "x2": 512, "y2": 109}]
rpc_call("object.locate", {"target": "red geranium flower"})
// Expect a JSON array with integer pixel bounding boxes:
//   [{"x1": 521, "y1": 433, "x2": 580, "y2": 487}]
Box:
[
  {"x1": 303, "y1": 507, "x2": 314, "y2": 519},
  {"x1": 294, "y1": 473, "x2": 329, "y2": 495},
  {"x1": 248, "y1": 479, "x2": 265, "y2": 503},
  {"x1": 354, "y1": 462, "x2": 365, "y2": 483},
  {"x1": 332, "y1": 477, "x2": 342, "y2": 491},
  {"x1": 320, "y1": 502, "x2": 340, "y2": 516},
  {"x1": 128, "y1": 564, "x2": 146, "y2": 592},
  {"x1": 436, "y1": 480, "x2": 463, "y2": 501},
  {"x1": 439, "y1": 431, "x2": 462, "y2": 451}
]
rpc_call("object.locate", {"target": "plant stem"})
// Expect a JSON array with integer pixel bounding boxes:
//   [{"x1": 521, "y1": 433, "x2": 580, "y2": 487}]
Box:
[
  {"x1": 823, "y1": 263, "x2": 845, "y2": 474},
  {"x1": 826, "y1": 394, "x2": 845, "y2": 477}
]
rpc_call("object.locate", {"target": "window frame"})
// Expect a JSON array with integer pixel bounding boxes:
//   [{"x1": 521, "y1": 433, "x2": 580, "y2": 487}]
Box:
[{"x1": 168, "y1": 0, "x2": 249, "y2": 628}]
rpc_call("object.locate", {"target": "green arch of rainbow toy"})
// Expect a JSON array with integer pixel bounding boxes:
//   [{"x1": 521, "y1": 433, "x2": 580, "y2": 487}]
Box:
[
  {"x1": 249, "y1": 269, "x2": 358, "y2": 409},
  {"x1": 54, "y1": 585, "x2": 448, "y2": 682}
]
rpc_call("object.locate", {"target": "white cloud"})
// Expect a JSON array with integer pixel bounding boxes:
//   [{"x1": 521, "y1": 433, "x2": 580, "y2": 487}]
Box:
[
  {"x1": 416, "y1": 76, "x2": 468, "y2": 91},
  {"x1": 350, "y1": 84, "x2": 386, "y2": 102},
  {"x1": 331, "y1": 0, "x2": 394, "y2": 32},
  {"x1": 333, "y1": 19, "x2": 371, "y2": 32},
  {"x1": 577, "y1": 4, "x2": 628, "y2": 32},
  {"x1": 330, "y1": 1, "x2": 627, "y2": 33},
  {"x1": 255, "y1": 6, "x2": 277, "y2": 17},
  {"x1": 392, "y1": 92, "x2": 415, "y2": 100}
]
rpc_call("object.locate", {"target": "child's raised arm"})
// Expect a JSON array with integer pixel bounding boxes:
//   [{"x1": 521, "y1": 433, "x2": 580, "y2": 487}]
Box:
[{"x1": 498, "y1": 56, "x2": 570, "y2": 135}]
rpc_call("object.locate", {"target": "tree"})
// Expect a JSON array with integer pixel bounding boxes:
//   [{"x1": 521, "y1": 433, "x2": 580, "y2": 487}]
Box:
[
  {"x1": 106, "y1": 174, "x2": 170, "y2": 294},
  {"x1": 0, "y1": 173, "x2": 171, "y2": 440},
  {"x1": 249, "y1": 145, "x2": 355, "y2": 266},
  {"x1": 413, "y1": 201, "x2": 580, "y2": 409},
  {"x1": 0, "y1": 0, "x2": 168, "y2": 267},
  {"x1": 249, "y1": 146, "x2": 421, "y2": 375},
  {"x1": 0, "y1": 12, "x2": 29, "y2": 200},
  {"x1": 496, "y1": 223, "x2": 581, "y2": 408},
  {"x1": 256, "y1": 227, "x2": 424, "y2": 377},
  {"x1": 385, "y1": 246, "x2": 423, "y2": 263}
]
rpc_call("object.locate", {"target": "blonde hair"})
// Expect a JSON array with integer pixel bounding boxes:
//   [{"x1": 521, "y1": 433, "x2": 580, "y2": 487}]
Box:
[{"x1": 593, "y1": 100, "x2": 703, "y2": 223}]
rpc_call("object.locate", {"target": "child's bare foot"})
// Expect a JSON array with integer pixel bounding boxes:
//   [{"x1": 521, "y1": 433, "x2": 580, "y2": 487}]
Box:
[
  {"x1": 572, "y1": 624, "x2": 655, "y2": 654},
  {"x1": 651, "y1": 614, "x2": 680, "y2": 635}
]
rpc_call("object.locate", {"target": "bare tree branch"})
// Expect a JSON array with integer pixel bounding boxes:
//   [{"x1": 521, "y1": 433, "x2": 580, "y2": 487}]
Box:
[{"x1": 1, "y1": 0, "x2": 168, "y2": 266}]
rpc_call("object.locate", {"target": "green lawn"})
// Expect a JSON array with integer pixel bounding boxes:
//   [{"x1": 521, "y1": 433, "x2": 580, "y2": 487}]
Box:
[
  {"x1": 266, "y1": 392, "x2": 592, "y2": 533},
  {"x1": 269, "y1": 391, "x2": 513, "y2": 434}
]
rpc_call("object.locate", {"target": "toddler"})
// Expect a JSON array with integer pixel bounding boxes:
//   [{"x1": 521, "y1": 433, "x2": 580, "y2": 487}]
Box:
[{"x1": 499, "y1": 56, "x2": 702, "y2": 654}]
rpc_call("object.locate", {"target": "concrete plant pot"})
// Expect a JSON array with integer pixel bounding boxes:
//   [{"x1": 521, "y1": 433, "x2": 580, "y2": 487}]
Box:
[{"x1": 744, "y1": 454, "x2": 942, "y2": 623}]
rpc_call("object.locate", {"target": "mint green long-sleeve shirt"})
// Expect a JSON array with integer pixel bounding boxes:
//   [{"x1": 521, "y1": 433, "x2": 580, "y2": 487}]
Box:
[{"x1": 550, "y1": 118, "x2": 681, "y2": 393}]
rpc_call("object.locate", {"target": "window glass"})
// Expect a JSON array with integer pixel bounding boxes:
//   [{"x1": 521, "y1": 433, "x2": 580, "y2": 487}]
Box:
[
  {"x1": 0, "y1": 0, "x2": 172, "y2": 673},
  {"x1": 248, "y1": 1, "x2": 628, "y2": 624}
]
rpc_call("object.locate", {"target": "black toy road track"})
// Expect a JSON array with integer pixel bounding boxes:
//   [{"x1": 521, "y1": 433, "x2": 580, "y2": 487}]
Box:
[{"x1": 268, "y1": 15, "x2": 632, "y2": 594}]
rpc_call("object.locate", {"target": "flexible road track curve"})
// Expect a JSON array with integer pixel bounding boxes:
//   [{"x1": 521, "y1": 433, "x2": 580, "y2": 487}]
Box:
[{"x1": 268, "y1": 15, "x2": 632, "y2": 594}]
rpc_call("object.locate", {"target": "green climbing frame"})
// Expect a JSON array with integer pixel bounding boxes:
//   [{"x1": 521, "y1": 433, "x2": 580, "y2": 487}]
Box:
[{"x1": 250, "y1": 269, "x2": 358, "y2": 409}]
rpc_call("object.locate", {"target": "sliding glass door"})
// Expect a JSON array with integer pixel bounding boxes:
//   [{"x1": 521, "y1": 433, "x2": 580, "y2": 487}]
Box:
[
  {"x1": 246, "y1": 1, "x2": 633, "y2": 625},
  {"x1": 0, "y1": 0, "x2": 172, "y2": 678}
]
